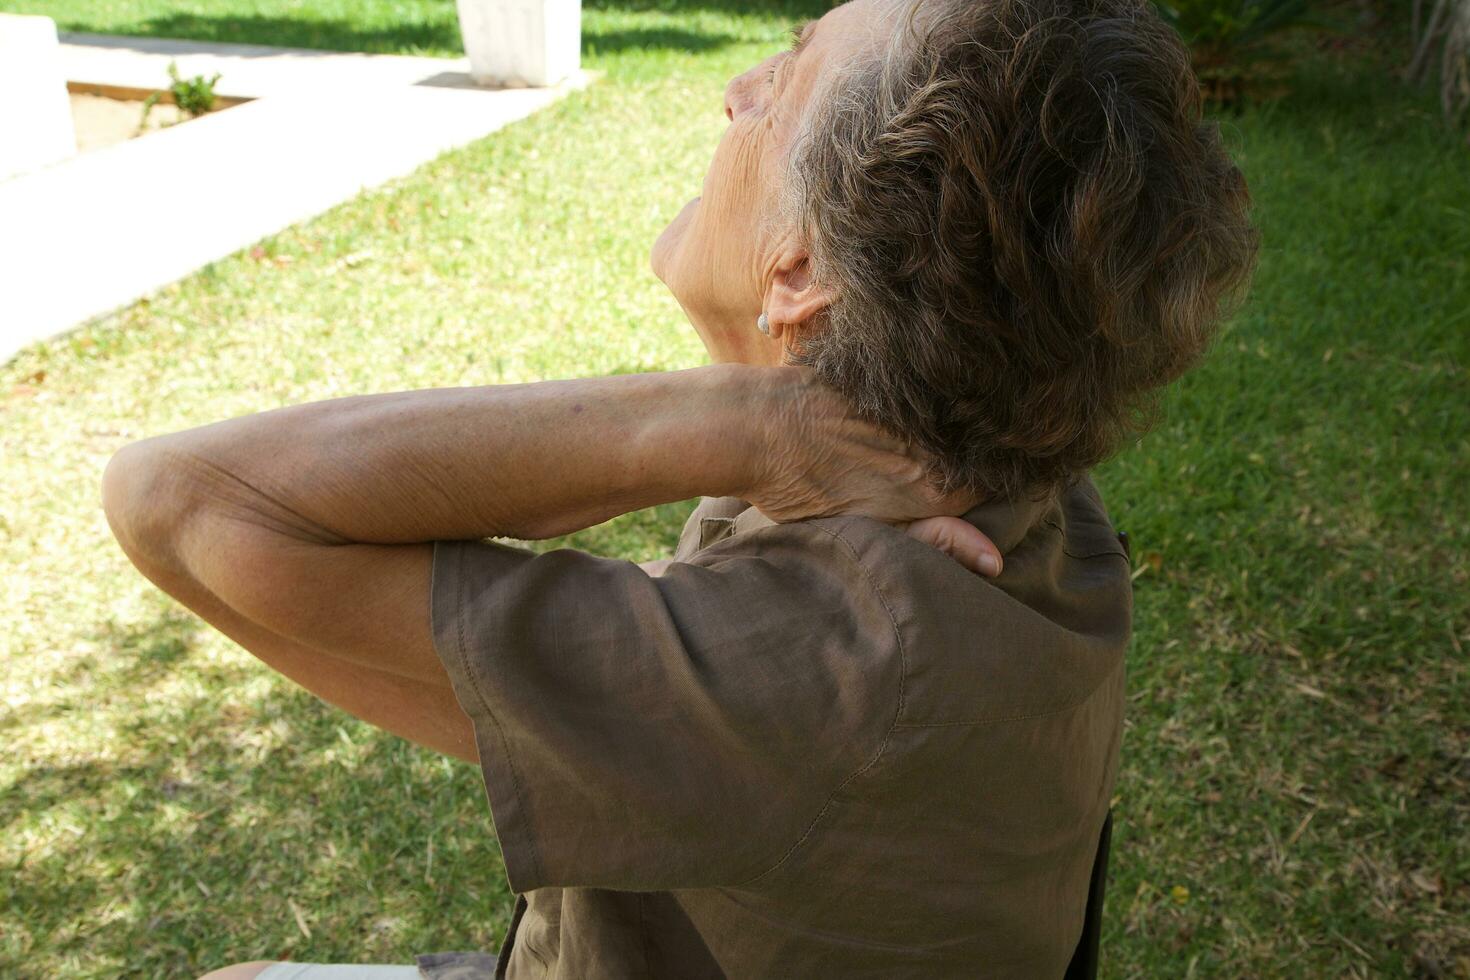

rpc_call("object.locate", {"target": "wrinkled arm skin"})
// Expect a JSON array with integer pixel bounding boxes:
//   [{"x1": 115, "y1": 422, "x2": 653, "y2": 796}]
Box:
[{"x1": 102, "y1": 365, "x2": 998, "y2": 759}]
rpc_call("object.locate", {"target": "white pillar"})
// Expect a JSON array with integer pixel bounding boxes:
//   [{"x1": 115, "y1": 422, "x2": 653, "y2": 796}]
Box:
[
  {"x1": 455, "y1": 0, "x2": 580, "y2": 88},
  {"x1": 0, "y1": 14, "x2": 77, "y2": 181}
]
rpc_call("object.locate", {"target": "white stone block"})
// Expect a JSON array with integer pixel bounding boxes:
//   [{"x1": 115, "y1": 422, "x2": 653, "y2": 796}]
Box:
[
  {"x1": 0, "y1": 14, "x2": 77, "y2": 181},
  {"x1": 456, "y1": 0, "x2": 580, "y2": 88}
]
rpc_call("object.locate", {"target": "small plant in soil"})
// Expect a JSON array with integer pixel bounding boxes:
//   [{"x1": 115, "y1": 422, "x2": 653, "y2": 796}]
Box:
[{"x1": 139, "y1": 61, "x2": 223, "y2": 128}]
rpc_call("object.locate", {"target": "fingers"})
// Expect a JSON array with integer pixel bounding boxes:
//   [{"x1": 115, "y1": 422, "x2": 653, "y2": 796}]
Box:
[{"x1": 904, "y1": 517, "x2": 1003, "y2": 577}]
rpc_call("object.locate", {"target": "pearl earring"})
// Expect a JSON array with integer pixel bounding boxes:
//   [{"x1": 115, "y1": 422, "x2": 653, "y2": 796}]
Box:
[{"x1": 757, "y1": 312, "x2": 770, "y2": 335}]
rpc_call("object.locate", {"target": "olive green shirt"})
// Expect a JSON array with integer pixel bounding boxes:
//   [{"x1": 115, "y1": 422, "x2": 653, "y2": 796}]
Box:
[{"x1": 419, "y1": 477, "x2": 1130, "y2": 979}]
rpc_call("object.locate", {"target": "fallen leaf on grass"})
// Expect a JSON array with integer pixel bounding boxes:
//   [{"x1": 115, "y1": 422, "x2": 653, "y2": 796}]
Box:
[
  {"x1": 1409, "y1": 871, "x2": 1442, "y2": 895},
  {"x1": 288, "y1": 898, "x2": 312, "y2": 940}
]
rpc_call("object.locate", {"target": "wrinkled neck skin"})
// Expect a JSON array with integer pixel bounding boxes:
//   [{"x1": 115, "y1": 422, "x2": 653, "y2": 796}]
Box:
[{"x1": 653, "y1": 175, "x2": 788, "y2": 368}]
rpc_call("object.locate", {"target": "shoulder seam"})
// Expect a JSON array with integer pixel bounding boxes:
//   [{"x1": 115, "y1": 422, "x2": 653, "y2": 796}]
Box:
[
  {"x1": 734, "y1": 518, "x2": 906, "y2": 887},
  {"x1": 1041, "y1": 518, "x2": 1130, "y2": 562}
]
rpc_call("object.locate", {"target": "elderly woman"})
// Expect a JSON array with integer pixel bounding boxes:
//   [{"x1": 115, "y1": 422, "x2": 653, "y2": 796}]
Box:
[{"x1": 104, "y1": 0, "x2": 1255, "y2": 976}]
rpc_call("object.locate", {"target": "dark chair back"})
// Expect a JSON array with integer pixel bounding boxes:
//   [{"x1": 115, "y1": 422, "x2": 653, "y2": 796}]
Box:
[
  {"x1": 1061, "y1": 529, "x2": 1127, "y2": 979},
  {"x1": 1062, "y1": 810, "x2": 1114, "y2": 980}
]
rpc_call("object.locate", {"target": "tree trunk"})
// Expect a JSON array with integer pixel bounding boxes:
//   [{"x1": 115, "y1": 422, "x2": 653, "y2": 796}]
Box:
[
  {"x1": 1408, "y1": 0, "x2": 1450, "y2": 82},
  {"x1": 1440, "y1": 0, "x2": 1470, "y2": 133}
]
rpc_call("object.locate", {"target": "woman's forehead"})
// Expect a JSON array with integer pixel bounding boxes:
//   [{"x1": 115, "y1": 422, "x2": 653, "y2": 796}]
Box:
[
  {"x1": 822, "y1": 0, "x2": 910, "y2": 39},
  {"x1": 794, "y1": 0, "x2": 902, "y2": 70},
  {"x1": 778, "y1": 0, "x2": 897, "y2": 114}
]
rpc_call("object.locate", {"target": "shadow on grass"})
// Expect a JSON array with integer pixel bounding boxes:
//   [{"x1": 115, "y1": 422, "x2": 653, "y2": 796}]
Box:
[
  {"x1": 0, "y1": 608, "x2": 200, "y2": 737},
  {"x1": 87, "y1": 605, "x2": 198, "y2": 683},
  {"x1": 584, "y1": 25, "x2": 737, "y2": 55},
  {"x1": 72, "y1": 9, "x2": 758, "y2": 59},
  {"x1": 1, "y1": 607, "x2": 511, "y2": 978},
  {"x1": 77, "y1": 14, "x2": 462, "y2": 56},
  {"x1": 52, "y1": 0, "x2": 844, "y2": 59},
  {"x1": 584, "y1": 0, "x2": 833, "y2": 18}
]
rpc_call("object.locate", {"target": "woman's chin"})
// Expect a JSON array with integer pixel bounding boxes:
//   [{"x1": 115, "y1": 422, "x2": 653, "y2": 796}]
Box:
[{"x1": 651, "y1": 197, "x2": 701, "y2": 284}]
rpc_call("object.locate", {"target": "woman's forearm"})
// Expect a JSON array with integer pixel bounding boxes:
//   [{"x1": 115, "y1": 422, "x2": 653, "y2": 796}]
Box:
[{"x1": 105, "y1": 365, "x2": 768, "y2": 562}]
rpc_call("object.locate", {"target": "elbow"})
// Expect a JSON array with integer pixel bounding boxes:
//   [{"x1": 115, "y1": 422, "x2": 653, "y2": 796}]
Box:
[{"x1": 102, "y1": 439, "x2": 192, "y2": 576}]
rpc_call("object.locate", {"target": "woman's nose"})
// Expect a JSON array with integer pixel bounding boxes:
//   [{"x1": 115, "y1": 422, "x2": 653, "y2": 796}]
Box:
[
  {"x1": 723, "y1": 65, "x2": 762, "y2": 121},
  {"x1": 723, "y1": 74, "x2": 743, "y2": 121}
]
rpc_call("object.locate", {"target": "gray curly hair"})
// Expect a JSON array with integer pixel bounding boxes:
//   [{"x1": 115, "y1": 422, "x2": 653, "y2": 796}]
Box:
[{"x1": 786, "y1": 0, "x2": 1259, "y2": 500}]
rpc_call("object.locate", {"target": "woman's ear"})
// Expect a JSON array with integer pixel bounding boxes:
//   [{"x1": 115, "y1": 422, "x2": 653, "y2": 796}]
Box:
[{"x1": 764, "y1": 248, "x2": 832, "y2": 343}]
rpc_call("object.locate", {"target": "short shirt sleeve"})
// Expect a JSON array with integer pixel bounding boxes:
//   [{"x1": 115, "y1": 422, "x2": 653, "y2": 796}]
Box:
[{"x1": 429, "y1": 521, "x2": 903, "y2": 894}]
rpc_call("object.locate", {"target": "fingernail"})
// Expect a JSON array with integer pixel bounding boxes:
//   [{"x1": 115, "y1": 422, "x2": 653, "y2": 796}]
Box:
[{"x1": 979, "y1": 554, "x2": 1001, "y2": 577}]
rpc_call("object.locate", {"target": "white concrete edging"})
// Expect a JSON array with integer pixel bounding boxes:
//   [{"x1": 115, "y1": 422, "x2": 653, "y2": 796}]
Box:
[
  {"x1": 0, "y1": 33, "x2": 590, "y2": 364},
  {"x1": 0, "y1": 15, "x2": 77, "y2": 181}
]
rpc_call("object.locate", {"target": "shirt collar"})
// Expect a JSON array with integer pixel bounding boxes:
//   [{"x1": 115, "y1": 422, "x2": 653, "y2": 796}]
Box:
[
  {"x1": 959, "y1": 490, "x2": 1058, "y2": 555},
  {"x1": 701, "y1": 489, "x2": 1056, "y2": 555}
]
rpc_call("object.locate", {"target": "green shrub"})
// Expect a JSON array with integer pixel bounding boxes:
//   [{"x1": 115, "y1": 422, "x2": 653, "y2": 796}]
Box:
[{"x1": 1152, "y1": 0, "x2": 1328, "y2": 102}]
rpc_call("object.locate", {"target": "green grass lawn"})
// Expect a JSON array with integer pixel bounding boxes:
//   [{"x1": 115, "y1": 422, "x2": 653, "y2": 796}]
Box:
[{"x1": 2, "y1": 1, "x2": 1468, "y2": 976}]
